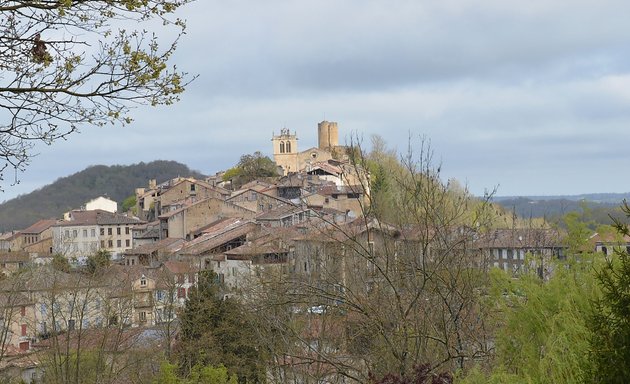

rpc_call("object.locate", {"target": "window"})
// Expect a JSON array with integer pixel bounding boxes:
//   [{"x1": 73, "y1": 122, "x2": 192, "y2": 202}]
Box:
[
  {"x1": 107, "y1": 228, "x2": 112, "y2": 236},
  {"x1": 140, "y1": 276, "x2": 147, "y2": 287},
  {"x1": 279, "y1": 141, "x2": 285, "y2": 153},
  {"x1": 139, "y1": 311, "x2": 147, "y2": 322},
  {"x1": 72, "y1": 230, "x2": 77, "y2": 238},
  {"x1": 286, "y1": 141, "x2": 291, "y2": 152},
  {"x1": 116, "y1": 227, "x2": 120, "y2": 235},
  {"x1": 65, "y1": 230, "x2": 70, "y2": 238},
  {"x1": 117, "y1": 240, "x2": 121, "y2": 247},
  {"x1": 83, "y1": 229, "x2": 88, "y2": 237},
  {"x1": 108, "y1": 240, "x2": 113, "y2": 247},
  {"x1": 178, "y1": 287, "x2": 186, "y2": 298},
  {"x1": 156, "y1": 290, "x2": 164, "y2": 301},
  {"x1": 68, "y1": 319, "x2": 75, "y2": 331},
  {"x1": 101, "y1": 240, "x2": 105, "y2": 248},
  {"x1": 20, "y1": 306, "x2": 25, "y2": 317},
  {"x1": 125, "y1": 239, "x2": 130, "y2": 247},
  {"x1": 190, "y1": 183, "x2": 196, "y2": 192},
  {"x1": 125, "y1": 227, "x2": 130, "y2": 235},
  {"x1": 21, "y1": 324, "x2": 27, "y2": 336},
  {"x1": 91, "y1": 228, "x2": 96, "y2": 237}
]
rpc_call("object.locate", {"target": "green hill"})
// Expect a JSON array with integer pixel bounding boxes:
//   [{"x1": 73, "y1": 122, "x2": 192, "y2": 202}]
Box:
[{"x1": 0, "y1": 160, "x2": 206, "y2": 231}]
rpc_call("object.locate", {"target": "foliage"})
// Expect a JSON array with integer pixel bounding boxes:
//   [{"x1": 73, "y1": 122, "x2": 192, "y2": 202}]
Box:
[
  {"x1": 175, "y1": 271, "x2": 266, "y2": 383},
  {"x1": 154, "y1": 362, "x2": 238, "y2": 384},
  {"x1": 460, "y1": 257, "x2": 601, "y2": 384},
  {"x1": 589, "y1": 200, "x2": 630, "y2": 383},
  {"x1": 0, "y1": 0, "x2": 194, "y2": 186},
  {"x1": 223, "y1": 151, "x2": 278, "y2": 189},
  {"x1": 495, "y1": 197, "x2": 626, "y2": 227},
  {"x1": 122, "y1": 194, "x2": 138, "y2": 214},
  {"x1": 562, "y1": 211, "x2": 593, "y2": 254},
  {"x1": 369, "y1": 364, "x2": 453, "y2": 384},
  {"x1": 51, "y1": 253, "x2": 71, "y2": 272},
  {"x1": 85, "y1": 249, "x2": 111, "y2": 274},
  {"x1": 250, "y1": 136, "x2": 498, "y2": 382},
  {"x1": 0, "y1": 160, "x2": 205, "y2": 231}
]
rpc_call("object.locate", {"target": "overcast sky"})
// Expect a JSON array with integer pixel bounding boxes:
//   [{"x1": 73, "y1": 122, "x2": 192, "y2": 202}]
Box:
[{"x1": 3, "y1": 0, "x2": 630, "y2": 202}]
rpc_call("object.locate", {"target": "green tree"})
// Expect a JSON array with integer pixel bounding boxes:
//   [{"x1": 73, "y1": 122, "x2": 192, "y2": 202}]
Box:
[
  {"x1": 154, "y1": 362, "x2": 238, "y2": 384},
  {"x1": 223, "y1": 151, "x2": 278, "y2": 189},
  {"x1": 0, "y1": 1, "x2": 194, "y2": 186},
  {"x1": 52, "y1": 253, "x2": 71, "y2": 273},
  {"x1": 85, "y1": 249, "x2": 111, "y2": 274},
  {"x1": 562, "y1": 211, "x2": 592, "y2": 254},
  {"x1": 122, "y1": 194, "x2": 138, "y2": 215},
  {"x1": 589, "y1": 200, "x2": 630, "y2": 383},
  {"x1": 175, "y1": 271, "x2": 266, "y2": 383},
  {"x1": 461, "y1": 256, "x2": 601, "y2": 384}
]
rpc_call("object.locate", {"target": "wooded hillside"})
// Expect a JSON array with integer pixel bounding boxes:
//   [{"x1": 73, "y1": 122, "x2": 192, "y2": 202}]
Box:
[{"x1": 0, "y1": 161, "x2": 206, "y2": 231}]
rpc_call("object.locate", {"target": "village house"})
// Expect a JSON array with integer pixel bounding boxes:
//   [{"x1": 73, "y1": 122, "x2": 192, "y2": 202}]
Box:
[
  {"x1": 476, "y1": 228, "x2": 566, "y2": 277},
  {"x1": 123, "y1": 237, "x2": 184, "y2": 267},
  {"x1": 83, "y1": 196, "x2": 117, "y2": 213},
  {"x1": 176, "y1": 218, "x2": 258, "y2": 272},
  {"x1": 226, "y1": 188, "x2": 293, "y2": 214},
  {"x1": 255, "y1": 204, "x2": 314, "y2": 228},
  {"x1": 589, "y1": 231, "x2": 630, "y2": 257},
  {"x1": 51, "y1": 210, "x2": 144, "y2": 262},
  {"x1": 158, "y1": 197, "x2": 255, "y2": 240}
]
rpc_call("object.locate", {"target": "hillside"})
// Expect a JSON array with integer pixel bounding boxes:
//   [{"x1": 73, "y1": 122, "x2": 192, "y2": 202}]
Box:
[
  {"x1": 493, "y1": 195, "x2": 628, "y2": 226},
  {"x1": 0, "y1": 160, "x2": 206, "y2": 231}
]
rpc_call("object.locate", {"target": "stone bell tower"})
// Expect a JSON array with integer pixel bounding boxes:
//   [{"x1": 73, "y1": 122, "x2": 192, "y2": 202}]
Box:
[{"x1": 272, "y1": 128, "x2": 298, "y2": 174}]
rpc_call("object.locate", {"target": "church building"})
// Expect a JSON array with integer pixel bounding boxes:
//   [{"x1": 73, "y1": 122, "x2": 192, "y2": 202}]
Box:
[{"x1": 271, "y1": 121, "x2": 345, "y2": 175}]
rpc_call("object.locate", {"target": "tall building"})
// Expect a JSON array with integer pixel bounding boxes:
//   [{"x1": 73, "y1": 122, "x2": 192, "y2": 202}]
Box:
[
  {"x1": 317, "y1": 120, "x2": 339, "y2": 152},
  {"x1": 272, "y1": 121, "x2": 343, "y2": 175},
  {"x1": 272, "y1": 128, "x2": 299, "y2": 173}
]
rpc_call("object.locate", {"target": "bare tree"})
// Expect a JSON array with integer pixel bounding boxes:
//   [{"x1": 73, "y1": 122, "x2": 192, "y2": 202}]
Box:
[
  {"x1": 248, "y1": 137, "x2": 498, "y2": 383},
  {"x1": 0, "y1": 0, "x2": 194, "y2": 186}
]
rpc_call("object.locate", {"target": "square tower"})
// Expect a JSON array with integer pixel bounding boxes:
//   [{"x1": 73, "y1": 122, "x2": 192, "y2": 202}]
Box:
[{"x1": 272, "y1": 128, "x2": 298, "y2": 174}]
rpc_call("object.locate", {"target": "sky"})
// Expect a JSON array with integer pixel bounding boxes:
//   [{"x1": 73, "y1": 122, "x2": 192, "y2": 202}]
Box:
[{"x1": 3, "y1": 0, "x2": 630, "y2": 202}]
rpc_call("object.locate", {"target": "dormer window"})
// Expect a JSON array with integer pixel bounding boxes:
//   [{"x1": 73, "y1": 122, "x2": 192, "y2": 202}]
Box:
[{"x1": 140, "y1": 275, "x2": 147, "y2": 287}]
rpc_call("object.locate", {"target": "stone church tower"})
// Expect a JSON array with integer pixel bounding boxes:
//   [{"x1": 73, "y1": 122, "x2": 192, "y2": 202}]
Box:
[{"x1": 272, "y1": 128, "x2": 298, "y2": 174}]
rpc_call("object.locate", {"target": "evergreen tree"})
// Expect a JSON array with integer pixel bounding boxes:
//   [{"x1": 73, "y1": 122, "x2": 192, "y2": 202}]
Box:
[
  {"x1": 175, "y1": 271, "x2": 265, "y2": 383},
  {"x1": 589, "y1": 200, "x2": 630, "y2": 383}
]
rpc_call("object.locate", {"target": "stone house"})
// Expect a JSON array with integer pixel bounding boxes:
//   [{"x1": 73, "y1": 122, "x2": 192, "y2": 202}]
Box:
[
  {"x1": 227, "y1": 188, "x2": 293, "y2": 214},
  {"x1": 476, "y1": 228, "x2": 565, "y2": 276},
  {"x1": 158, "y1": 198, "x2": 255, "y2": 240}
]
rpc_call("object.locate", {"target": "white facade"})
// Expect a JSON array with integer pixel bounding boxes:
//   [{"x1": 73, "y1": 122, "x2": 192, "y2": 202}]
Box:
[
  {"x1": 85, "y1": 196, "x2": 118, "y2": 213},
  {"x1": 52, "y1": 225, "x2": 100, "y2": 262}
]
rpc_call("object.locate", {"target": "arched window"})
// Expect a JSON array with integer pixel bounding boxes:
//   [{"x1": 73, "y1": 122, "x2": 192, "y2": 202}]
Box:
[
  {"x1": 286, "y1": 141, "x2": 291, "y2": 153},
  {"x1": 280, "y1": 141, "x2": 285, "y2": 153}
]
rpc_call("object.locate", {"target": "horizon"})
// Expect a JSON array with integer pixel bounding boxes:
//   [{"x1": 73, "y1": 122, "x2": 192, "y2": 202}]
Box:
[{"x1": 4, "y1": 1, "x2": 630, "y2": 200}]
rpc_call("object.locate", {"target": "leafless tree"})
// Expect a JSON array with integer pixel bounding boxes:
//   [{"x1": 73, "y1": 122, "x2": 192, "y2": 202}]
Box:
[
  {"x1": 0, "y1": 0, "x2": 194, "y2": 186},
  {"x1": 248, "y1": 137, "x2": 498, "y2": 383}
]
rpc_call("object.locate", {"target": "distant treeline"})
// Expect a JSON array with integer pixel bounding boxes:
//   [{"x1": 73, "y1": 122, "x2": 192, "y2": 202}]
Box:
[
  {"x1": 0, "y1": 160, "x2": 205, "y2": 231},
  {"x1": 493, "y1": 196, "x2": 628, "y2": 228}
]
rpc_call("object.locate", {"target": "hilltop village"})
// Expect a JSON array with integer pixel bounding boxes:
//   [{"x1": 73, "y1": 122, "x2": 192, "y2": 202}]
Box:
[{"x1": 0, "y1": 121, "x2": 621, "y2": 383}]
